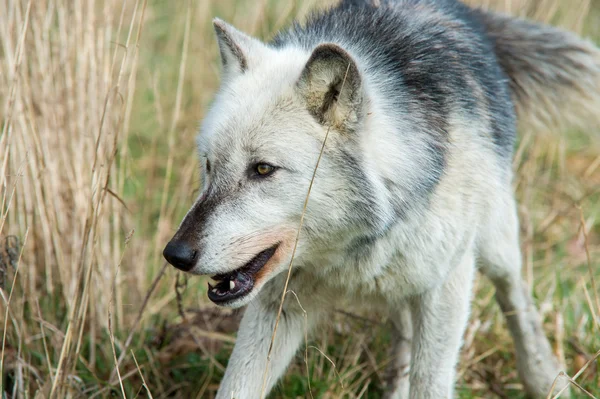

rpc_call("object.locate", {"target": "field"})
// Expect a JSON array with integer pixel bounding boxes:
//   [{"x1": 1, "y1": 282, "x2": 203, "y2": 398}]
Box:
[{"x1": 1, "y1": 0, "x2": 599, "y2": 398}]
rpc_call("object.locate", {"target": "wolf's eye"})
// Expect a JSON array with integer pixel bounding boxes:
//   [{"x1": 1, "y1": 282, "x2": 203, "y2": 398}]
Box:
[{"x1": 255, "y1": 163, "x2": 276, "y2": 177}]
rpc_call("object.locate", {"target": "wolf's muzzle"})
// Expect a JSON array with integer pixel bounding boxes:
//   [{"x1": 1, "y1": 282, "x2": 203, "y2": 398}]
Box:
[{"x1": 163, "y1": 240, "x2": 198, "y2": 271}]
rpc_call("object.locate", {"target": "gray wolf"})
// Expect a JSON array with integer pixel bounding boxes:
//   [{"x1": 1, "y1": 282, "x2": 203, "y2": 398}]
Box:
[{"x1": 163, "y1": 0, "x2": 600, "y2": 397}]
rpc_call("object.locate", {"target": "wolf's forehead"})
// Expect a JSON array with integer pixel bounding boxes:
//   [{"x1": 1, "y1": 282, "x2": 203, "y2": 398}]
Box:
[
  {"x1": 199, "y1": 92, "x2": 290, "y2": 152},
  {"x1": 197, "y1": 46, "x2": 312, "y2": 154},
  {"x1": 200, "y1": 74, "x2": 305, "y2": 146}
]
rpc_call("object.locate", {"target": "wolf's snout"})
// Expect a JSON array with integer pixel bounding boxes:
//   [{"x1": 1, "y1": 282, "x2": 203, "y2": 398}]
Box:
[{"x1": 163, "y1": 240, "x2": 198, "y2": 271}]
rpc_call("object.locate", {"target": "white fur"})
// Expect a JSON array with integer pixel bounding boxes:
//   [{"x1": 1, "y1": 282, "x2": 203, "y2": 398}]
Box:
[{"x1": 175, "y1": 18, "x2": 570, "y2": 399}]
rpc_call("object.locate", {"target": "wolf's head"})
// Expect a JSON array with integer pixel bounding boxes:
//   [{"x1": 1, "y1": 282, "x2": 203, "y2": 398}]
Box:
[{"x1": 163, "y1": 19, "x2": 394, "y2": 307}]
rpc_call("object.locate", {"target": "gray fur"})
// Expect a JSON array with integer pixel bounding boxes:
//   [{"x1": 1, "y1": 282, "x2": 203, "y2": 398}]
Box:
[{"x1": 164, "y1": 0, "x2": 600, "y2": 398}]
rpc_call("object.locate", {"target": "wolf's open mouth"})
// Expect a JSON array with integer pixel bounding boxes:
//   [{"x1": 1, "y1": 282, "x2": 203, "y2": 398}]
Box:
[{"x1": 207, "y1": 244, "x2": 279, "y2": 304}]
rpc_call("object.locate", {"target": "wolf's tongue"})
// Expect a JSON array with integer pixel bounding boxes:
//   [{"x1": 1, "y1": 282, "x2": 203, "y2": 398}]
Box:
[{"x1": 235, "y1": 272, "x2": 251, "y2": 284}]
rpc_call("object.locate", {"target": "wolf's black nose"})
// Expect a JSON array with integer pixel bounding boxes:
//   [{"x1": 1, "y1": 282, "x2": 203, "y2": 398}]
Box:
[{"x1": 163, "y1": 240, "x2": 197, "y2": 271}]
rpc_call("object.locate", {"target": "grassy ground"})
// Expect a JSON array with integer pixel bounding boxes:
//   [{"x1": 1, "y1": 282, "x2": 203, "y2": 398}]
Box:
[{"x1": 1, "y1": 0, "x2": 599, "y2": 398}]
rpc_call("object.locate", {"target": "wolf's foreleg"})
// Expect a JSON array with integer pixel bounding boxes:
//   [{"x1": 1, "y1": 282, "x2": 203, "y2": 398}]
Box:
[
  {"x1": 408, "y1": 249, "x2": 475, "y2": 399},
  {"x1": 383, "y1": 306, "x2": 412, "y2": 399},
  {"x1": 216, "y1": 298, "x2": 318, "y2": 399}
]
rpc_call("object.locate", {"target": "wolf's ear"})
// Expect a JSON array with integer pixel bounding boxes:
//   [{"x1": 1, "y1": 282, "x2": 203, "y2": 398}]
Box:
[
  {"x1": 213, "y1": 18, "x2": 261, "y2": 78},
  {"x1": 297, "y1": 43, "x2": 364, "y2": 131}
]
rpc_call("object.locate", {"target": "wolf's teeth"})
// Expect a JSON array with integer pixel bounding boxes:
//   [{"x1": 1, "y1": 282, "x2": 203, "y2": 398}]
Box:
[
  {"x1": 229, "y1": 280, "x2": 235, "y2": 290},
  {"x1": 212, "y1": 288, "x2": 218, "y2": 293}
]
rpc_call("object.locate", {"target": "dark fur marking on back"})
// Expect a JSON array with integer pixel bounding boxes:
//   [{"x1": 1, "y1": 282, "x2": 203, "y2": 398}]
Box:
[
  {"x1": 331, "y1": 147, "x2": 393, "y2": 234},
  {"x1": 273, "y1": 0, "x2": 518, "y2": 162}
]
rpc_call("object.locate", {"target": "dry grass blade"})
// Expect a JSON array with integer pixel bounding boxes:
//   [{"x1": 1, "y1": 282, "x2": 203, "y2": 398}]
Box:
[
  {"x1": 0, "y1": 229, "x2": 28, "y2": 394},
  {"x1": 109, "y1": 313, "x2": 127, "y2": 398},
  {"x1": 548, "y1": 348, "x2": 600, "y2": 399},
  {"x1": 0, "y1": 0, "x2": 32, "y2": 139},
  {"x1": 111, "y1": 262, "x2": 169, "y2": 383},
  {"x1": 578, "y1": 207, "x2": 600, "y2": 324},
  {"x1": 0, "y1": 0, "x2": 31, "y2": 239},
  {"x1": 35, "y1": 298, "x2": 54, "y2": 382},
  {"x1": 307, "y1": 345, "x2": 345, "y2": 390},
  {"x1": 286, "y1": 290, "x2": 314, "y2": 399},
  {"x1": 259, "y1": 63, "x2": 353, "y2": 399},
  {"x1": 131, "y1": 350, "x2": 154, "y2": 399},
  {"x1": 109, "y1": 229, "x2": 135, "y2": 399}
]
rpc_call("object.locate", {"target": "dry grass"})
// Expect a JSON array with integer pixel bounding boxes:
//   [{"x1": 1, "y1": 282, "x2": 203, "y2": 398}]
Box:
[{"x1": 1, "y1": 0, "x2": 599, "y2": 398}]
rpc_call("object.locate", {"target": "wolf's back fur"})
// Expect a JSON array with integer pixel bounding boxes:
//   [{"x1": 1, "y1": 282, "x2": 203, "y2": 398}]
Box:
[
  {"x1": 275, "y1": 0, "x2": 518, "y2": 157},
  {"x1": 278, "y1": 0, "x2": 600, "y2": 139}
]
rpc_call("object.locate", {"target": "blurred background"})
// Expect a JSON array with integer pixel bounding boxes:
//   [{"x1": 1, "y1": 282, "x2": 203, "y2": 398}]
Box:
[{"x1": 1, "y1": 0, "x2": 599, "y2": 397}]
